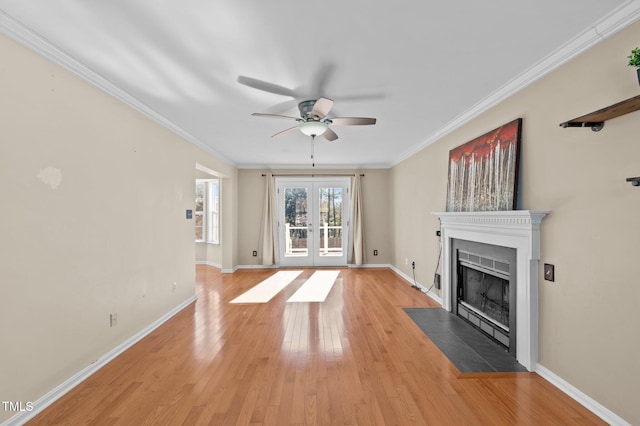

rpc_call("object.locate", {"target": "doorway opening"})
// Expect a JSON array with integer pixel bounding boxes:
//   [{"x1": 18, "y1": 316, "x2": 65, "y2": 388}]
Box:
[{"x1": 195, "y1": 164, "x2": 223, "y2": 269}]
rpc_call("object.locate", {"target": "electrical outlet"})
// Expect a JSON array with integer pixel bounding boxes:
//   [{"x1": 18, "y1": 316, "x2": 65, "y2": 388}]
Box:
[
  {"x1": 411, "y1": 261, "x2": 415, "y2": 269},
  {"x1": 405, "y1": 258, "x2": 408, "y2": 265},
  {"x1": 252, "y1": 250, "x2": 257, "y2": 257},
  {"x1": 110, "y1": 313, "x2": 117, "y2": 327},
  {"x1": 172, "y1": 282, "x2": 177, "y2": 293},
  {"x1": 434, "y1": 273, "x2": 441, "y2": 289},
  {"x1": 373, "y1": 249, "x2": 378, "y2": 256}
]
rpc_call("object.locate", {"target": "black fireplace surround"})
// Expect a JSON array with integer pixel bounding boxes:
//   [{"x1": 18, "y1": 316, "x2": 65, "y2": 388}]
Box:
[{"x1": 451, "y1": 239, "x2": 517, "y2": 356}]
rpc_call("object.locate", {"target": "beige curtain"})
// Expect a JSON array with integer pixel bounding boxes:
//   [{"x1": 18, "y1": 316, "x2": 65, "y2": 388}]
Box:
[
  {"x1": 259, "y1": 174, "x2": 276, "y2": 265},
  {"x1": 350, "y1": 174, "x2": 365, "y2": 265}
]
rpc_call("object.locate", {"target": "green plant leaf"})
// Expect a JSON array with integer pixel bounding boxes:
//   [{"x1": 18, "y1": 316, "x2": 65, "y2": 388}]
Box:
[{"x1": 628, "y1": 47, "x2": 640, "y2": 68}]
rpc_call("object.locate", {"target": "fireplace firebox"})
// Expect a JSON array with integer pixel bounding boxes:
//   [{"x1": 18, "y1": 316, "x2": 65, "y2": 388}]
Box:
[{"x1": 451, "y1": 239, "x2": 517, "y2": 356}]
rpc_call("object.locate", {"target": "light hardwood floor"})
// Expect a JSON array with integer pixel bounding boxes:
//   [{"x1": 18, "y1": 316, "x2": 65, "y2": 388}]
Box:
[{"x1": 28, "y1": 266, "x2": 604, "y2": 425}]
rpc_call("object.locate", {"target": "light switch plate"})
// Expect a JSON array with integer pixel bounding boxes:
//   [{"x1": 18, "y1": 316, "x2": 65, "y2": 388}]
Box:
[{"x1": 544, "y1": 263, "x2": 555, "y2": 282}]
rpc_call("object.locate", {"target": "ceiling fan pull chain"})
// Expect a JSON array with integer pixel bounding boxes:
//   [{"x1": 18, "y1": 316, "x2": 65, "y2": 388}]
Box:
[{"x1": 311, "y1": 135, "x2": 315, "y2": 167}]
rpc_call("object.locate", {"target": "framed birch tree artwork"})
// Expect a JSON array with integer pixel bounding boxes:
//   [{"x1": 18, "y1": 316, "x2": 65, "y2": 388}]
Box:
[{"x1": 446, "y1": 118, "x2": 522, "y2": 212}]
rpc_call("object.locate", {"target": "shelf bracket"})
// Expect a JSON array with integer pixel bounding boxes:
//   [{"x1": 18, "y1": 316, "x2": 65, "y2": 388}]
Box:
[
  {"x1": 626, "y1": 177, "x2": 640, "y2": 187},
  {"x1": 559, "y1": 121, "x2": 604, "y2": 132}
]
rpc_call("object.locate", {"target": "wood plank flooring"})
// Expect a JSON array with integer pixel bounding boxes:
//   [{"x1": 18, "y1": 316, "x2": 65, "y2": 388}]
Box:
[{"x1": 27, "y1": 266, "x2": 604, "y2": 425}]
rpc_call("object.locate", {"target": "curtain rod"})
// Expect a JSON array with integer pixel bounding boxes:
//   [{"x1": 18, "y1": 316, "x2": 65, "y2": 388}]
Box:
[{"x1": 261, "y1": 173, "x2": 364, "y2": 177}]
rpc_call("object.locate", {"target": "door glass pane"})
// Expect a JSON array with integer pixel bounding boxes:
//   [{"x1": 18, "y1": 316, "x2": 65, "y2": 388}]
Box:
[
  {"x1": 284, "y1": 188, "x2": 308, "y2": 257},
  {"x1": 318, "y1": 187, "x2": 343, "y2": 257}
]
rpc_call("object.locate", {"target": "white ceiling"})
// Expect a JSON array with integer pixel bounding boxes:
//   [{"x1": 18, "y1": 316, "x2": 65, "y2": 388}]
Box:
[{"x1": 1, "y1": 1, "x2": 638, "y2": 169}]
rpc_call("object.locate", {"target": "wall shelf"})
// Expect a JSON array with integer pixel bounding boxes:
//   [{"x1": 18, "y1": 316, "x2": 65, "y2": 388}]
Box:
[{"x1": 559, "y1": 94, "x2": 640, "y2": 131}]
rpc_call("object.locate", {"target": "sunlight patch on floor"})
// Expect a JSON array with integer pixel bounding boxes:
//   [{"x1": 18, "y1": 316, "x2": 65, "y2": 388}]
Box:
[
  {"x1": 230, "y1": 270, "x2": 303, "y2": 303},
  {"x1": 287, "y1": 270, "x2": 340, "y2": 303}
]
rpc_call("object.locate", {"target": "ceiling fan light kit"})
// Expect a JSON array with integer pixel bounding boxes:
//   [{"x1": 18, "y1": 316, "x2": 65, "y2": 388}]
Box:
[{"x1": 299, "y1": 120, "x2": 328, "y2": 136}]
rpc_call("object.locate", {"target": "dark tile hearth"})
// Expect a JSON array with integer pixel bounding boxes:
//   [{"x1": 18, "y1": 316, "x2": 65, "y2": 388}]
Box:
[{"x1": 404, "y1": 307, "x2": 527, "y2": 373}]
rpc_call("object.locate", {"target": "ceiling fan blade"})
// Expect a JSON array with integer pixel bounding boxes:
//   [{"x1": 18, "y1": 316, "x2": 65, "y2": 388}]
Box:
[
  {"x1": 264, "y1": 99, "x2": 300, "y2": 114},
  {"x1": 322, "y1": 128, "x2": 339, "y2": 142},
  {"x1": 330, "y1": 117, "x2": 377, "y2": 126},
  {"x1": 333, "y1": 92, "x2": 386, "y2": 102},
  {"x1": 251, "y1": 113, "x2": 299, "y2": 121},
  {"x1": 312, "y1": 63, "x2": 335, "y2": 97},
  {"x1": 238, "y1": 76, "x2": 296, "y2": 98},
  {"x1": 311, "y1": 97, "x2": 334, "y2": 119},
  {"x1": 272, "y1": 126, "x2": 300, "y2": 138}
]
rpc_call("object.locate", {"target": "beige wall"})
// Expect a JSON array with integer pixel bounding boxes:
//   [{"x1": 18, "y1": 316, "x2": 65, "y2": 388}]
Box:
[
  {"x1": 237, "y1": 169, "x2": 391, "y2": 266},
  {"x1": 0, "y1": 32, "x2": 236, "y2": 423},
  {"x1": 391, "y1": 21, "x2": 640, "y2": 423}
]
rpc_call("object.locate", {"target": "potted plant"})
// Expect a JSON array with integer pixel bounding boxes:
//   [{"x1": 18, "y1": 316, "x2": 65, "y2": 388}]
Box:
[{"x1": 628, "y1": 47, "x2": 640, "y2": 86}]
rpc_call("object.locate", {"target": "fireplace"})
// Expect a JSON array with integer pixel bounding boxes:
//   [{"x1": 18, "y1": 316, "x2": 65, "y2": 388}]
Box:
[
  {"x1": 451, "y1": 240, "x2": 517, "y2": 356},
  {"x1": 433, "y1": 210, "x2": 549, "y2": 371}
]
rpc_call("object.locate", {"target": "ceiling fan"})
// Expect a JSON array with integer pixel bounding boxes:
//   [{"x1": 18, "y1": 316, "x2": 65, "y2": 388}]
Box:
[
  {"x1": 237, "y1": 71, "x2": 378, "y2": 141},
  {"x1": 249, "y1": 97, "x2": 376, "y2": 141}
]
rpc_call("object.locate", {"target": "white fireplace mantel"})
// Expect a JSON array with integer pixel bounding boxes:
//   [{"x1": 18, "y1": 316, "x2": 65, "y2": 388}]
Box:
[{"x1": 433, "y1": 210, "x2": 549, "y2": 371}]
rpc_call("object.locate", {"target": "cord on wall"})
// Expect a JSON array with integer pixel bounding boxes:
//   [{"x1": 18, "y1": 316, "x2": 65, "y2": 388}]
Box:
[
  {"x1": 412, "y1": 260, "x2": 436, "y2": 294},
  {"x1": 410, "y1": 226, "x2": 443, "y2": 295},
  {"x1": 431, "y1": 227, "x2": 443, "y2": 292},
  {"x1": 411, "y1": 261, "x2": 418, "y2": 289}
]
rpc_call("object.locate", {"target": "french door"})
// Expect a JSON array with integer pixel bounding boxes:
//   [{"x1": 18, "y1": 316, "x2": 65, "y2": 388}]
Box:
[{"x1": 276, "y1": 177, "x2": 350, "y2": 267}]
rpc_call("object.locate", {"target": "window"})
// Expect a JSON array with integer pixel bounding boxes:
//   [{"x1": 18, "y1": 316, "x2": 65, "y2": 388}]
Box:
[
  {"x1": 195, "y1": 179, "x2": 220, "y2": 244},
  {"x1": 195, "y1": 182, "x2": 205, "y2": 241}
]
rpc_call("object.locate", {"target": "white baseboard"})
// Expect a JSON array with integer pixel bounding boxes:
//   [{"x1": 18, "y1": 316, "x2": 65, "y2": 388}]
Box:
[
  {"x1": 2, "y1": 296, "x2": 197, "y2": 426},
  {"x1": 235, "y1": 264, "x2": 277, "y2": 270},
  {"x1": 235, "y1": 263, "x2": 391, "y2": 270},
  {"x1": 389, "y1": 265, "x2": 443, "y2": 305},
  {"x1": 195, "y1": 261, "x2": 234, "y2": 273},
  {"x1": 535, "y1": 364, "x2": 630, "y2": 426},
  {"x1": 348, "y1": 263, "x2": 390, "y2": 268},
  {"x1": 196, "y1": 260, "x2": 222, "y2": 269}
]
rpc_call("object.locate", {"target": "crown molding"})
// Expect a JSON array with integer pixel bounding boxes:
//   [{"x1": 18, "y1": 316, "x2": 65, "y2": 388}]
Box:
[
  {"x1": 0, "y1": 10, "x2": 236, "y2": 167},
  {"x1": 392, "y1": 0, "x2": 640, "y2": 167},
  {"x1": 2, "y1": 2, "x2": 639, "y2": 171}
]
